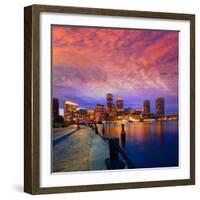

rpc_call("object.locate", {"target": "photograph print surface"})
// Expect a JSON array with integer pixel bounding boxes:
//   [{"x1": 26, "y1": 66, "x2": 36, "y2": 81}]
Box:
[{"x1": 51, "y1": 25, "x2": 179, "y2": 173}]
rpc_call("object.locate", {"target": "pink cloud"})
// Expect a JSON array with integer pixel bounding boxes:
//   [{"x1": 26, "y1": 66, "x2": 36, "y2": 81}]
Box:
[{"x1": 52, "y1": 25, "x2": 178, "y2": 113}]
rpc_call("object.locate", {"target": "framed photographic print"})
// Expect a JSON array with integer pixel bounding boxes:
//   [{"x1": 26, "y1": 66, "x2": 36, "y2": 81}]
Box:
[{"x1": 24, "y1": 4, "x2": 195, "y2": 194}]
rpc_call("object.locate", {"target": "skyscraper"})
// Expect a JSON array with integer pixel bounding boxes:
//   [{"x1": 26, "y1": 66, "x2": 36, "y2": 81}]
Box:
[
  {"x1": 111, "y1": 103, "x2": 117, "y2": 117},
  {"x1": 53, "y1": 98, "x2": 59, "y2": 120},
  {"x1": 156, "y1": 97, "x2": 165, "y2": 118},
  {"x1": 106, "y1": 93, "x2": 113, "y2": 113},
  {"x1": 143, "y1": 100, "x2": 150, "y2": 114},
  {"x1": 116, "y1": 97, "x2": 123, "y2": 112},
  {"x1": 95, "y1": 104, "x2": 105, "y2": 122},
  {"x1": 64, "y1": 100, "x2": 79, "y2": 122}
]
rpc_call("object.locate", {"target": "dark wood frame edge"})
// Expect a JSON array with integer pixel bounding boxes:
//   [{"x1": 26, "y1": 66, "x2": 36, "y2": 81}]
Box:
[{"x1": 24, "y1": 4, "x2": 195, "y2": 195}]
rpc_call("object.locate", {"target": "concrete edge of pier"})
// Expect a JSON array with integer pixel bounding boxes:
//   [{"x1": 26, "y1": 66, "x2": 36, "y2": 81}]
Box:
[{"x1": 53, "y1": 128, "x2": 78, "y2": 146}]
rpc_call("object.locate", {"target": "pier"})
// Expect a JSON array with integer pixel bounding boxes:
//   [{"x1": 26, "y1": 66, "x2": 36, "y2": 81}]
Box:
[
  {"x1": 53, "y1": 122, "x2": 134, "y2": 172},
  {"x1": 53, "y1": 125, "x2": 110, "y2": 172}
]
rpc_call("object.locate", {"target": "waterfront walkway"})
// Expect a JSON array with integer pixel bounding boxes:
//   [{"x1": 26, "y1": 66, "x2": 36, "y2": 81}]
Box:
[
  {"x1": 53, "y1": 126, "x2": 110, "y2": 172},
  {"x1": 53, "y1": 125, "x2": 77, "y2": 139}
]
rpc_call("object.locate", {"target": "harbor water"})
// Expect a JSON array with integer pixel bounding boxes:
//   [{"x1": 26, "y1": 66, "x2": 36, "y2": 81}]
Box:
[{"x1": 99, "y1": 120, "x2": 178, "y2": 168}]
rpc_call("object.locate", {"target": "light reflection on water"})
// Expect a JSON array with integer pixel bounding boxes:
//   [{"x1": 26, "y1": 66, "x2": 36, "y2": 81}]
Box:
[{"x1": 99, "y1": 121, "x2": 178, "y2": 168}]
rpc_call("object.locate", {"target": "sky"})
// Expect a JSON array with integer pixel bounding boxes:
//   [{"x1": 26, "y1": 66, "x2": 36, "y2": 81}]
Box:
[{"x1": 52, "y1": 25, "x2": 179, "y2": 115}]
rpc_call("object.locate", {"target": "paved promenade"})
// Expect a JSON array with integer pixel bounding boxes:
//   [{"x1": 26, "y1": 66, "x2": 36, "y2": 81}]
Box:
[
  {"x1": 53, "y1": 126, "x2": 109, "y2": 172},
  {"x1": 53, "y1": 125, "x2": 77, "y2": 139}
]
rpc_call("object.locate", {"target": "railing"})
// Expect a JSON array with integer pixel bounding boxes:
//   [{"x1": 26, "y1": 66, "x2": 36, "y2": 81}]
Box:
[
  {"x1": 113, "y1": 141, "x2": 134, "y2": 169},
  {"x1": 89, "y1": 123, "x2": 134, "y2": 169}
]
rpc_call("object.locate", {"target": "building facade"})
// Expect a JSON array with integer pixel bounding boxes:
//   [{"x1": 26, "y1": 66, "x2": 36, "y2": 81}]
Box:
[
  {"x1": 95, "y1": 104, "x2": 105, "y2": 122},
  {"x1": 156, "y1": 97, "x2": 165, "y2": 118},
  {"x1": 111, "y1": 103, "x2": 117, "y2": 118},
  {"x1": 53, "y1": 98, "x2": 59, "y2": 120},
  {"x1": 76, "y1": 109, "x2": 87, "y2": 123},
  {"x1": 116, "y1": 97, "x2": 124, "y2": 112},
  {"x1": 143, "y1": 100, "x2": 150, "y2": 114},
  {"x1": 64, "y1": 100, "x2": 79, "y2": 123},
  {"x1": 87, "y1": 108, "x2": 95, "y2": 122},
  {"x1": 106, "y1": 93, "x2": 113, "y2": 113}
]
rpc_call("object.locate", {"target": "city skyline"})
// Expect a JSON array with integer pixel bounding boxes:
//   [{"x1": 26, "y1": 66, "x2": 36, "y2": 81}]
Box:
[
  {"x1": 54, "y1": 95, "x2": 171, "y2": 118},
  {"x1": 52, "y1": 26, "x2": 178, "y2": 115}
]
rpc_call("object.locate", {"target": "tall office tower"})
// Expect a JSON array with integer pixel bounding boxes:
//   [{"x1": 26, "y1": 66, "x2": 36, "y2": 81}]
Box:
[
  {"x1": 143, "y1": 100, "x2": 150, "y2": 114},
  {"x1": 111, "y1": 103, "x2": 117, "y2": 117},
  {"x1": 156, "y1": 97, "x2": 165, "y2": 118},
  {"x1": 106, "y1": 93, "x2": 113, "y2": 113},
  {"x1": 95, "y1": 104, "x2": 105, "y2": 122},
  {"x1": 53, "y1": 98, "x2": 59, "y2": 120},
  {"x1": 64, "y1": 100, "x2": 79, "y2": 122},
  {"x1": 116, "y1": 97, "x2": 124, "y2": 112}
]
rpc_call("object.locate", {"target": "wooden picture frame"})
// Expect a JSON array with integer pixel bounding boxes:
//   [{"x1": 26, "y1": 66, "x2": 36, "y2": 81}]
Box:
[{"x1": 24, "y1": 4, "x2": 195, "y2": 194}]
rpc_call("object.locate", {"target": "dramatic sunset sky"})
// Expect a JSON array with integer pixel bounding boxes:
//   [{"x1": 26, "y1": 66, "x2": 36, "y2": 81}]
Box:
[{"x1": 52, "y1": 25, "x2": 179, "y2": 115}]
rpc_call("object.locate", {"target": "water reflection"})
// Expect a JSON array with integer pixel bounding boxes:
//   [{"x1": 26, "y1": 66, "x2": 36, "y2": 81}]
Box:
[
  {"x1": 121, "y1": 124, "x2": 126, "y2": 148},
  {"x1": 98, "y1": 120, "x2": 178, "y2": 168},
  {"x1": 156, "y1": 121, "x2": 164, "y2": 144}
]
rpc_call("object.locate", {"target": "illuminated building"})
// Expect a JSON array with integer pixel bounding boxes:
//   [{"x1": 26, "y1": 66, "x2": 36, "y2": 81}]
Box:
[
  {"x1": 143, "y1": 100, "x2": 150, "y2": 114},
  {"x1": 156, "y1": 97, "x2": 165, "y2": 118},
  {"x1": 111, "y1": 103, "x2": 117, "y2": 118},
  {"x1": 132, "y1": 109, "x2": 142, "y2": 119},
  {"x1": 53, "y1": 98, "x2": 59, "y2": 120},
  {"x1": 87, "y1": 108, "x2": 95, "y2": 122},
  {"x1": 143, "y1": 113, "x2": 155, "y2": 120},
  {"x1": 116, "y1": 98, "x2": 124, "y2": 112},
  {"x1": 64, "y1": 100, "x2": 79, "y2": 123},
  {"x1": 106, "y1": 93, "x2": 113, "y2": 113},
  {"x1": 76, "y1": 109, "x2": 87, "y2": 123},
  {"x1": 124, "y1": 107, "x2": 134, "y2": 115},
  {"x1": 95, "y1": 104, "x2": 105, "y2": 122},
  {"x1": 165, "y1": 115, "x2": 178, "y2": 120}
]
